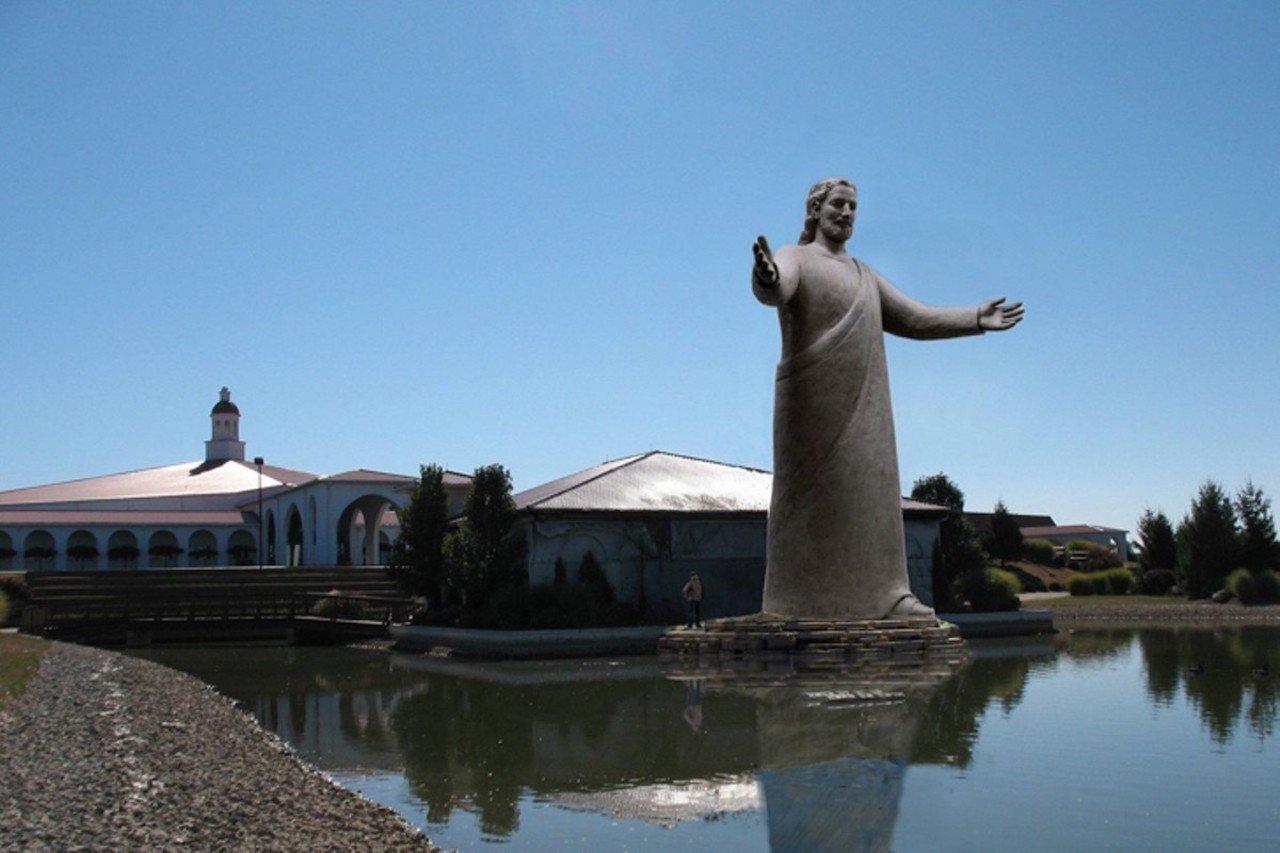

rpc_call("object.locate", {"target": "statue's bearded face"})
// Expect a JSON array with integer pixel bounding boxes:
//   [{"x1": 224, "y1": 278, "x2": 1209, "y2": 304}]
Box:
[{"x1": 816, "y1": 185, "x2": 857, "y2": 244}]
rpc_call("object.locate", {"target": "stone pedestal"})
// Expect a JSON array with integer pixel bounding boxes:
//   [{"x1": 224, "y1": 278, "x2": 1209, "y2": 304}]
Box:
[{"x1": 659, "y1": 614, "x2": 965, "y2": 688}]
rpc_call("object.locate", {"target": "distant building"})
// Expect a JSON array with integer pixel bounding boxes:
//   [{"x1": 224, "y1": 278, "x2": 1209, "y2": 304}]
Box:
[
  {"x1": 1019, "y1": 524, "x2": 1130, "y2": 561},
  {"x1": 966, "y1": 512, "x2": 1056, "y2": 540},
  {"x1": 0, "y1": 388, "x2": 469, "y2": 571},
  {"x1": 512, "y1": 450, "x2": 949, "y2": 619}
]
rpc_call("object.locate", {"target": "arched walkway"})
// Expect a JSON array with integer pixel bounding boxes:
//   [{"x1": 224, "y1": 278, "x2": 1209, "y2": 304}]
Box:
[
  {"x1": 265, "y1": 510, "x2": 277, "y2": 565},
  {"x1": 228, "y1": 530, "x2": 257, "y2": 566},
  {"x1": 336, "y1": 494, "x2": 400, "y2": 566},
  {"x1": 189, "y1": 530, "x2": 218, "y2": 566},
  {"x1": 286, "y1": 505, "x2": 305, "y2": 567},
  {"x1": 147, "y1": 530, "x2": 182, "y2": 568},
  {"x1": 24, "y1": 530, "x2": 56, "y2": 571},
  {"x1": 0, "y1": 531, "x2": 14, "y2": 570},
  {"x1": 107, "y1": 530, "x2": 140, "y2": 569},
  {"x1": 67, "y1": 529, "x2": 100, "y2": 570}
]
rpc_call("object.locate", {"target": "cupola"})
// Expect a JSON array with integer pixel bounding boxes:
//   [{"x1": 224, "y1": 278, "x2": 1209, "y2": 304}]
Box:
[{"x1": 205, "y1": 387, "x2": 246, "y2": 461}]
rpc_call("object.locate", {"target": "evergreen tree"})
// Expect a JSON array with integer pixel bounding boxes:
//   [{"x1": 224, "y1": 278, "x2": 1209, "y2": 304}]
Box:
[
  {"x1": 1136, "y1": 509, "x2": 1177, "y2": 572},
  {"x1": 1236, "y1": 480, "x2": 1280, "y2": 574},
  {"x1": 1176, "y1": 481, "x2": 1239, "y2": 599},
  {"x1": 988, "y1": 500, "x2": 1023, "y2": 567},
  {"x1": 911, "y1": 472, "x2": 987, "y2": 610},
  {"x1": 449, "y1": 464, "x2": 527, "y2": 606},
  {"x1": 388, "y1": 464, "x2": 452, "y2": 605}
]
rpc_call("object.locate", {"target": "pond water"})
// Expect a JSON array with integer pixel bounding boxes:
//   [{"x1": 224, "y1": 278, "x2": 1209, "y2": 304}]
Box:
[{"x1": 133, "y1": 626, "x2": 1280, "y2": 851}]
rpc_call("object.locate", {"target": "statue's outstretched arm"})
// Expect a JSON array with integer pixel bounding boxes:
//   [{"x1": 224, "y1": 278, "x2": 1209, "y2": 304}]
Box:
[
  {"x1": 876, "y1": 267, "x2": 1022, "y2": 339},
  {"x1": 977, "y1": 297, "x2": 1025, "y2": 331},
  {"x1": 752, "y1": 237, "x2": 799, "y2": 306}
]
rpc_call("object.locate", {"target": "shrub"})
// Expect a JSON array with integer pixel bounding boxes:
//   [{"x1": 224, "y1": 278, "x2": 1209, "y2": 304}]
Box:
[
  {"x1": 1255, "y1": 570, "x2": 1280, "y2": 604},
  {"x1": 1022, "y1": 539, "x2": 1057, "y2": 566},
  {"x1": 475, "y1": 583, "x2": 533, "y2": 629},
  {"x1": 960, "y1": 568, "x2": 1021, "y2": 612},
  {"x1": 1103, "y1": 567, "x2": 1135, "y2": 595},
  {"x1": 1141, "y1": 569, "x2": 1177, "y2": 596},
  {"x1": 1066, "y1": 541, "x2": 1121, "y2": 572},
  {"x1": 1068, "y1": 574, "x2": 1095, "y2": 596},
  {"x1": 1227, "y1": 569, "x2": 1280, "y2": 605},
  {"x1": 0, "y1": 577, "x2": 28, "y2": 625},
  {"x1": 310, "y1": 589, "x2": 365, "y2": 619},
  {"x1": 1226, "y1": 569, "x2": 1255, "y2": 604}
]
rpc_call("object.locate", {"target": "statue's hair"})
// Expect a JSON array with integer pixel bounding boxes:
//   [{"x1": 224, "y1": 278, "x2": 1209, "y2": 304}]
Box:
[{"x1": 798, "y1": 177, "x2": 857, "y2": 245}]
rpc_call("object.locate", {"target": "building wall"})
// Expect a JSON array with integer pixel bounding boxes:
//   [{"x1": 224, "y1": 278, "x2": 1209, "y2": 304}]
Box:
[
  {"x1": 1029, "y1": 530, "x2": 1130, "y2": 562},
  {"x1": 521, "y1": 513, "x2": 941, "y2": 619}
]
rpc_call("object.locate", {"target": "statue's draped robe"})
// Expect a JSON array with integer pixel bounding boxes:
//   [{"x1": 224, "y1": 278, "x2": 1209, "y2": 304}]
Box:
[{"x1": 755, "y1": 251, "x2": 980, "y2": 619}]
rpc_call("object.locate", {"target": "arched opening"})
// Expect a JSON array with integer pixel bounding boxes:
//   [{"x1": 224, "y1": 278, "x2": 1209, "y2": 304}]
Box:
[
  {"x1": 107, "y1": 530, "x2": 140, "y2": 569},
  {"x1": 0, "y1": 531, "x2": 14, "y2": 570},
  {"x1": 379, "y1": 529, "x2": 393, "y2": 565},
  {"x1": 189, "y1": 530, "x2": 218, "y2": 567},
  {"x1": 265, "y1": 510, "x2": 277, "y2": 565},
  {"x1": 23, "y1": 530, "x2": 57, "y2": 571},
  {"x1": 308, "y1": 496, "x2": 318, "y2": 549},
  {"x1": 66, "y1": 530, "x2": 100, "y2": 570},
  {"x1": 228, "y1": 530, "x2": 257, "y2": 566},
  {"x1": 147, "y1": 530, "x2": 183, "y2": 568},
  {"x1": 286, "y1": 505, "x2": 305, "y2": 567},
  {"x1": 336, "y1": 495, "x2": 398, "y2": 566}
]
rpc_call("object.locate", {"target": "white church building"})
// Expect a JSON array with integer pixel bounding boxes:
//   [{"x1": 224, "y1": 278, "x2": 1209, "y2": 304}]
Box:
[
  {"x1": 0, "y1": 389, "x2": 470, "y2": 572},
  {"x1": 0, "y1": 388, "x2": 948, "y2": 614}
]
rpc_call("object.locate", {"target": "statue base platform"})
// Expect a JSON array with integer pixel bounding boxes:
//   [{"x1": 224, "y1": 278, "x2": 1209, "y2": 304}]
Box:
[{"x1": 658, "y1": 614, "x2": 966, "y2": 687}]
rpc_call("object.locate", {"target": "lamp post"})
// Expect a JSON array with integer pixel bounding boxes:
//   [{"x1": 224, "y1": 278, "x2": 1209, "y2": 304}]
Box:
[{"x1": 254, "y1": 456, "x2": 264, "y2": 570}]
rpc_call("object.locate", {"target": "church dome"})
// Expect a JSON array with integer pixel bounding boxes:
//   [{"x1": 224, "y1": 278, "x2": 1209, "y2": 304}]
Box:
[{"x1": 211, "y1": 387, "x2": 240, "y2": 416}]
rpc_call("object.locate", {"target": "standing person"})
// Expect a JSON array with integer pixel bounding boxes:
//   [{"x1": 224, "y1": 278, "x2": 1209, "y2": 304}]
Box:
[
  {"x1": 682, "y1": 569, "x2": 703, "y2": 629},
  {"x1": 752, "y1": 177, "x2": 1023, "y2": 620}
]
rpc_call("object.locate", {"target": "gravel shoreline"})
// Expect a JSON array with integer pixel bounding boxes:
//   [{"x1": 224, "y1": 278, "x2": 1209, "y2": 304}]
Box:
[{"x1": 0, "y1": 641, "x2": 439, "y2": 851}]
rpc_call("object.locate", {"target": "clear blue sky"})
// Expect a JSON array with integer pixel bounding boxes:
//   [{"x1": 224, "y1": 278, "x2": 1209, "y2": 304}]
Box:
[{"x1": 3, "y1": 1, "x2": 1278, "y2": 535}]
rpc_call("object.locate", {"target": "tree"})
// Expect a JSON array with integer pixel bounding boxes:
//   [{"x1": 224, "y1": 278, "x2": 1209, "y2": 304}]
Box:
[
  {"x1": 1176, "y1": 481, "x2": 1239, "y2": 599},
  {"x1": 448, "y1": 464, "x2": 527, "y2": 606},
  {"x1": 911, "y1": 473, "x2": 965, "y2": 515},
  {"x1": 987, "y1": 500, "x2": 1023, "y2": 567},
  {"x1": 1137, "y1": 509, "x2": 1177, "y2": 573},
  {"x1": 389, "y1": 464, "x2": 452, "y2": 605},
  {"x1": 911, "y1": 472, "x2": 987, "y2": 610},
  {"x1": 1236, "y1": 480, "x2": 1280, "y2": 574}
]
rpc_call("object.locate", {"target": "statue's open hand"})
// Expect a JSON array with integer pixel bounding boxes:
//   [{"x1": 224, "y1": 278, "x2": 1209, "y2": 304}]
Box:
[
  {"x1": 978, "y1": 297, "x2": 1024, "y2": 332},
  {"x1": 753, "y1": 235, "x2": 779, "y2": 286}
]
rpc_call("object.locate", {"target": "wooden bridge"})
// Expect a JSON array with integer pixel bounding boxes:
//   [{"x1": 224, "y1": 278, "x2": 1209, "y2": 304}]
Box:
[{"x1": 19, "y1": 567, "x2": 416, "y2": 646}]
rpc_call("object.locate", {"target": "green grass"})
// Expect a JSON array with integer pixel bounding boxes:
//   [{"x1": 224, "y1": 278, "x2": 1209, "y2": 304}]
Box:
[{"x1": 0, "y1": 633, "x2": 47, "y2": 711}]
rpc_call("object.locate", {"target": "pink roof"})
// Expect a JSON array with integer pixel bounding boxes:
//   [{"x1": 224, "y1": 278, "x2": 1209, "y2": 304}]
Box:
[
  {"x1": 0, "y1": 459, "x2": 316, "y2": 508},
  {"x1": 0, "y1": 510, "x2": 249, "y2": 527}
]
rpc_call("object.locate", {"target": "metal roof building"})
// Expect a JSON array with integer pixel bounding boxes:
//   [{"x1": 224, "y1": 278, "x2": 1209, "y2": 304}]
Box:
[
  {"x1": 513, "y1": 451, "x2": 948, "y2": 619},
  {"x1": 0, "y1": 388, "x2": 470, "y2": 571}
]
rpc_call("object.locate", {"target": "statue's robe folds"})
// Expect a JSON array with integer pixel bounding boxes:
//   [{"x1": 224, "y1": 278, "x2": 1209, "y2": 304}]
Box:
[{"x1": 754, "y1": 250, "x2": 981, "y2": 619}]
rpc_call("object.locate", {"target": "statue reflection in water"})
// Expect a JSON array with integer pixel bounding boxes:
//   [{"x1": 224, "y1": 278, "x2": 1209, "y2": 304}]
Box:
[{"x1": 669, "y1": 653, "x2": 1040, "y2": 853}]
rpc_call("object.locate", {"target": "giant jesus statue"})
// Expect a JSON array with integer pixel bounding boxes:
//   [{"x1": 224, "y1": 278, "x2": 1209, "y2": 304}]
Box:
[{"x1": 752, "y1": 177, "x2": 1023, "y2": 620}]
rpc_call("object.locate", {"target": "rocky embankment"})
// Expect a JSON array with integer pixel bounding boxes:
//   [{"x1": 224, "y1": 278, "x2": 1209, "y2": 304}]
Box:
[{"x1": 0, "y1": 641, "x2": 439, "y2": 851}]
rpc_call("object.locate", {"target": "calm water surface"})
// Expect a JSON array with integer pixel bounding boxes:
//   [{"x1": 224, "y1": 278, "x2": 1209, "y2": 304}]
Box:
[{"x1": 135, "y1": 627, "x2": 1280, "y2": 851}]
